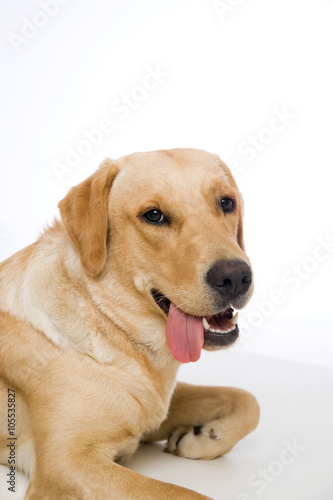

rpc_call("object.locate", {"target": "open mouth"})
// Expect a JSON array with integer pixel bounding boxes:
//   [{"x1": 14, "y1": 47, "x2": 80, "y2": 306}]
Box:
[{"x1": 151, "y1": 288, "x2": 239, "y2": 362}]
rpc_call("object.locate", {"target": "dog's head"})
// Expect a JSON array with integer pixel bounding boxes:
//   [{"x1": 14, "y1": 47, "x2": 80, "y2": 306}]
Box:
[{"x1": 59, "y1": 149, "x2": 253, "y2": 363}]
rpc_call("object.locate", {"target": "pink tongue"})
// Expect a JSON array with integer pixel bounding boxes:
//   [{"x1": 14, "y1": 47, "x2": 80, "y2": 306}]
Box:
[{"x1": 166, "y1": 303, "x2": 204, "y2": 363}]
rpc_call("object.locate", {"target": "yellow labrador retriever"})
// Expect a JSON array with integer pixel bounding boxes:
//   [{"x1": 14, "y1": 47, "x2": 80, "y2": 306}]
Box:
[{"x1": 0, "y1": 149, "x2": 259, "y2": 499}]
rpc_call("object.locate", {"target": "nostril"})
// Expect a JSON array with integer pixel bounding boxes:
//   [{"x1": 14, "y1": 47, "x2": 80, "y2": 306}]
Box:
[
  {"x1": 242, "y1": 275, "x2": 252, "y2": 285},
  {"x1": 222, "y1": 278, "x2": 232, "y2": 289}
]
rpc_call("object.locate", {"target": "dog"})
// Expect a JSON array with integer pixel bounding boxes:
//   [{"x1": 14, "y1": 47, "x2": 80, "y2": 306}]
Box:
[{"x1": 0, "y1": 148, "x2": 260, "y2": 499}]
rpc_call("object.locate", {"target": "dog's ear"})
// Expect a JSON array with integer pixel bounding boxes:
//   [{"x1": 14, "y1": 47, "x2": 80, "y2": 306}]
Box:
[
  {"x1": 237, "y1": 193, "x2": 245, "y2": 251},
  {"x1": 58, "y1": 160, "x2": 119, "y2": 276},
  {"x1": 217, "y1": 157, "x2": 246, "y2": 251}
]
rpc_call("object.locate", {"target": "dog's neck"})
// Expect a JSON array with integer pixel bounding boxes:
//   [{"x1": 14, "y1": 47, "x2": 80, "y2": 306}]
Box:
[{"x1": 0, "y1": 221, "x2": 178, "y2": 376}]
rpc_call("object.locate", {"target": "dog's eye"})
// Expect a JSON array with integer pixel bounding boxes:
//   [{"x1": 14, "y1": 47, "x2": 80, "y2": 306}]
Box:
[
  {"x1": 221, "y1": 198, "x2": 235, "y2": 213},
  {"x1": 143, "y1": 209, "x2": 165, "y2": 224}
]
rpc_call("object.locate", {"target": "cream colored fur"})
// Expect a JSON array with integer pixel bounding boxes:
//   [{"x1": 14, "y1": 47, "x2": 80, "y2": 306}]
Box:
[{"x1": 0, "y1": 149, "x2": 259, "y2": 499}]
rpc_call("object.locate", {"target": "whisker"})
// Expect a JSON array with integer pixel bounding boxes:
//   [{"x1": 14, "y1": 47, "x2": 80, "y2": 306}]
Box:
[{"x1": 173, "y1": 300, "x2": 192, "y2": 312}]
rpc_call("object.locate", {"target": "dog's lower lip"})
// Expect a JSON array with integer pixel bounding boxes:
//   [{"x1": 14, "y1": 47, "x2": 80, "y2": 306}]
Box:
[{"x1": 203, "y1": 325, "x2": 239, "y2": 348}]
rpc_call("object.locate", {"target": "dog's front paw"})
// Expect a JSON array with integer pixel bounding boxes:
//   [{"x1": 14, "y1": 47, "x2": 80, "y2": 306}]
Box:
[{"x1": 166, "y1": 418, "x2": 232, "y2": 460}]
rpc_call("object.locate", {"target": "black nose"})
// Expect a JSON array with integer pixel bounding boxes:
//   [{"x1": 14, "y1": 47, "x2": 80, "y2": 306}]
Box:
[{"x1": 206, "y1": 259, "x2": 252, "y2": 300}]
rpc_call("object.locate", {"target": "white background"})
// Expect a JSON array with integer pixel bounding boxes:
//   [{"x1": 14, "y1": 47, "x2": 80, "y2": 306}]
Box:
[
  {"x1": 0, "y1": 2, "x2": 333, "y2": 499},
  {"x1": 1, "y1": 0, "x2": 332, "y2": 368}
]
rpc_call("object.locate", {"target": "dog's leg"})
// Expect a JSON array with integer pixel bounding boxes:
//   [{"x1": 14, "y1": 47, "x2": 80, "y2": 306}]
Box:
[
  {"x1": 24, "y1": 452, "x2": 212, "y2": 500},
  {"x1": 145, "y1": 383, "x2": 260, "y2": 460}
]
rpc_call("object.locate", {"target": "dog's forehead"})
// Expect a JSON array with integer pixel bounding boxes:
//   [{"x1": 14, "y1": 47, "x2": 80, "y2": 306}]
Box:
[{"x1": 113, "y1": 149, "x2": 234, "y2": 193}]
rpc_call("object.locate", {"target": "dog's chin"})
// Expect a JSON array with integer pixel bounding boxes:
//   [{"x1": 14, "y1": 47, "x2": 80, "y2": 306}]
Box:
[{"x1": 151, "y1": 288, "x2": 239, "y2": 349}]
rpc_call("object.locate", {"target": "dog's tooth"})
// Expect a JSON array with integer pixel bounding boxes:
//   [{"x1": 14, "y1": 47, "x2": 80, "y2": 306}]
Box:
[
  {"x1": 202, "y1": 318, "x2": 210, "y2": 330},
  {"x1": 203, "y1": 317, "x2": 237, "y2": 335},
  {"x1": 226, "y1": 326, "x2": 236, "y2": 333},
  {"x1": 229, "y1": 312, "x2": 239, "y2": 325}
]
